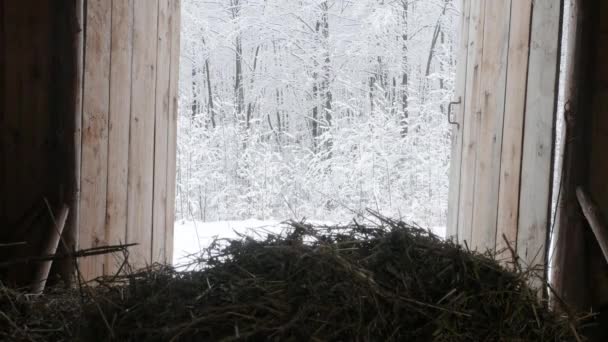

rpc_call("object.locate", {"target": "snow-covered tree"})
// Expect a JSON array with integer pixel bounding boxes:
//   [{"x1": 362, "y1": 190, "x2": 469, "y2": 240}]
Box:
[{"x1": 177, "y1": 0, "x2": 458, "y2": 227}]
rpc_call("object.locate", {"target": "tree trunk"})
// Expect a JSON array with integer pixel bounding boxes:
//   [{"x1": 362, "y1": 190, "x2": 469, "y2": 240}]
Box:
[
  {"x1": 232, "y1": 0, "x2": 245, "y2": 120},
  {"x1": 235, "y1": 35, "x2": 244, "y2": 117},
  {"x1": 191, "y1": 65, "x2": 199, "y2": 118},
  {"x1": 205, "y1": 58, "x2": 215, "y2": 128},
  {"x1": 319, "y1": 1, "x2": 332, "y2": 155},
  {"x1": 245, "y1": 45, "x2": 260, "y2": 129},
  {"x1": 400, "y1": 0, "x2": 409, "y2": 137}
]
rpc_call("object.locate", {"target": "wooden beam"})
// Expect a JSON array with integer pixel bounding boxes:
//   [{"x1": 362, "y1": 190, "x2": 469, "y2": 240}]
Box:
[
  {"x1": 576, "y1": 187, "x2": 608, "y2": 264},
  {"x1": 31, "y1": 206, "x2": 69, "y2": 294}
]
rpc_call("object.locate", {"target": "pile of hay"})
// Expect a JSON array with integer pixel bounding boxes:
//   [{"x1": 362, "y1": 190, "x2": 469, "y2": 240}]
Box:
[{"x1": 1, "y1": 216, "x2": 581, "y2": 341}]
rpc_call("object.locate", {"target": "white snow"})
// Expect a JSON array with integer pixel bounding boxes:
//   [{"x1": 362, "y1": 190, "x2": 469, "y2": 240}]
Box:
[
  {"x1": 432, "y1": 226, "x2": 446, "y2": 239},
  {"x1": 173, "y1": 219, "x2": 446, "y2": 267},
  {"x1": 173, "y1": 219, "x2": 285, "y2": 267}
]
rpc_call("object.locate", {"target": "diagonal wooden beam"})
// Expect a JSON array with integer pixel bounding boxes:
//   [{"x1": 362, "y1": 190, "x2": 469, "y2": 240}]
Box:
[{"x1": 576, "y1": 186, "x2": 608, "y2": 264}]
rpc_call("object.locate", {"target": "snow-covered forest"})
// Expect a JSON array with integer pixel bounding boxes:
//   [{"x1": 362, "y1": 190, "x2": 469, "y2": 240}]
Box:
[{"x1": 176, "y1": 0, "x2": 458, "y2": 227}]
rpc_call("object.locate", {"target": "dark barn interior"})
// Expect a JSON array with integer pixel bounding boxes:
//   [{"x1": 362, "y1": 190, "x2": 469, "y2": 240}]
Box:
[
  {"x1": 553, "y1": 0, "x2": 608, "y2": 338},
  {"x1": 0, "y1": 1, "x2": 79, "y2": 287},
  {"x1": 1, "y1": 0, "x2": 608, "y2": 340}
]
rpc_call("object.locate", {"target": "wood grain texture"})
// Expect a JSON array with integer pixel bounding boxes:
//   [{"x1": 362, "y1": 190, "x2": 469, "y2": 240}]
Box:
[
  {"x1": 165, "y1": 0, "x2": 181, "y2": 264},
  {"x1": 456, "y1": 0, "x2": 486, "y2": 247},
  {"x1": 66, "y1": 0, "x2": 85, "y2": 284},
  {"x1": 517, "y1": 0, "x2": 562, "y2": 270},
  {"x1": 446, "y1": 0, "x2": 471, "y2": 240},
  {"x1": 105, "y1": 0, "x2": 134, "y2": 275},
  {"x1": 495, "y1": 0, "x2": 533, "y2": 256},
  {"x1": 470, "y1": 0, "x2": 512, "y2": 252},
  {"x1": 127, "y1": 0, "x2": 159, "y2": 268},
  {"x1": 79, "y1": 0, "x2": 112, "y2": 280},
  {"x1": 152, "y1": 0, "x2": 172, "y2": 263}
]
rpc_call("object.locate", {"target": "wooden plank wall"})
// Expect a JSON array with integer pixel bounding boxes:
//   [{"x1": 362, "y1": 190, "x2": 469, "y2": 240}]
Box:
[
  {"x1": 448, "y1": 0, "x2": 563, "y2": 274},
  {"x1": 79, "y1": 0, "x2": 181, "y2": 280}
]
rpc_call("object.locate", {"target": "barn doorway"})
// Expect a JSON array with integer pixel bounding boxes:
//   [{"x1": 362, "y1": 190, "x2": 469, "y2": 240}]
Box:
[{"x1": 173, "y1": 0, "x2": 459, "y2": 264}]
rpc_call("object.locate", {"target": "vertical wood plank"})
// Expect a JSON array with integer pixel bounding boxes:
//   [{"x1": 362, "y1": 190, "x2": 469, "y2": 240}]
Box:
[
  {"x1": 105, "y1": 0, "x2": 133, "y2": 274},
  {"x1": 456, "y1": 0, "x2": 486, "y2": 247},
  {"x1": 127, "y1": 0, "x2": 159, "y2": 267},
  {"x1": 79, "y1": 0, "x2": 112, "y2": 279},
  {"x1": 496, "y1": 0, "x2": 533, "y2": 255},
  {"x1": 517, "y1": 0, "x2": 563, "y2": 269},
  {"x1": 67, "y1": 0, "x2": 84, "y2": 282},
  {"x1": 446, "y1": 0, "x2": 472, "y2": 240},
  {"x1": 551, "y1": 0, "x2": 587, "y2": 310},
  {"x1": 152, "y1": 0, "x2": 172, "y2": 263},
  {"x1": 165, "y1": 0, "x2": 181, "y2": 264},
  {"x1": 470, "y1": 0, "x2": 512, "y2": 251}
]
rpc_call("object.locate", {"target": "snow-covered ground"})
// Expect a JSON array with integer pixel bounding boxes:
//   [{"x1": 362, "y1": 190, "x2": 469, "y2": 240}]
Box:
[
  {"x1": 173, "y1": 219, "x2": 286, "y2": 266},
  {"x1": 173, "y1": 219, "x2": 446, "y2": 267}
]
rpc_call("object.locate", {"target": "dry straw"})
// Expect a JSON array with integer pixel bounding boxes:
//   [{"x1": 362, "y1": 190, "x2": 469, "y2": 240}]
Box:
[{"x1": 1, "y1": 214, "x2": 583, "y2": 341}]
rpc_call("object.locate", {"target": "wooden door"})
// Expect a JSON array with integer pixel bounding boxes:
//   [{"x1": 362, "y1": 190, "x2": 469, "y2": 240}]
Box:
[
  {"x1": 447, "y1": 0, "x2": 563, "y2": 274},
  {"x1": 78, "y1": 0, "x2": 181, "y2": 280}
]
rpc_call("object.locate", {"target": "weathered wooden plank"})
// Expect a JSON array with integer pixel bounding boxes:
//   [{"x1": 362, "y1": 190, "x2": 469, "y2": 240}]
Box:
[
  {"x1": 495, "y1": 0, "x2": 533, "y2": 256},
  {"x1": 105, "y1": 0, "x2": 133, "y2": 275},
  {"x1": 550, "y1": 0, "x2": 585, "y2": 309},
  {"x1": 446, "y1": 0, "x2": 472, "y2": 240},
  {"x1": 152, "y1": 0, "x2": 172, "y2": 263},
  {"x1": 164, "y1": 0, "x2": 181, "y2": 264},
  {"x1": 54, "y1": 0, "x2": 84, "y2": 284},
  {"x1": 456, "y1": 0, "x2": 486, "y2": 247},
  {"x1": 517, "y1": 0, "x2": 562, "y2": 270},
  {"x1": 66, "y1": 0, "x2": 85, "y2": 282},
  {"x1": 470, "y1": 0, "x2": 512, "y2": 251},
  {"x1": 79, "y1": 0, "x2": 112, "y2": 279},
  {"x1": 127, "y1": 0, "x2": 159, "y2": 267}
]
